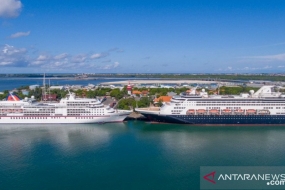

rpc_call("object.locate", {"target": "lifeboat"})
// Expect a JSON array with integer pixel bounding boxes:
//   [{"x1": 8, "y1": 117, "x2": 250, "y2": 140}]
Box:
[
  {"x1": 258, "y1": 110, "x2": 270, "y2": 115},
  {"x1": 196, "y1": 109, "x2": 206, "y2": 115},
  {"x1": 246, "y1": 109, "x2": 256, "y2": 115},
  {"x1": 234, "y1": 109, "x2": 244, "y2": 115},
  {"x1": 222, "y1": 109, "x2": 232, "y2": 115},
  {"x1": 186, "y1": 109, "x2": 195, "y2": 115},
  {"x1": 209, "y1": 109, "x2": 219, "y2": 115}
]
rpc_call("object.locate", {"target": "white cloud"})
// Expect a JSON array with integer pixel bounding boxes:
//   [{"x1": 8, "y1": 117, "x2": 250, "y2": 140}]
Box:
[
  {"x1": 114, "y1": 62, "x2": 119, "y2": 68},
  {"x1": 9, "y1": 31, "x2": 30, "y2": 38},
  {"x1": 278, "y1": 65, "x2": 285, "y2": 68},
  {"x1": 30, "y1": 54, "x2": 51, "y2": 65},
  {"x1": 54, "y1": 53, "x2": 68, "y2": 60},
  {"x1": 0, "y1": 44, "x2": 27, "y2": 66},
  {"x1": 0, "y1": 0, "x2": 22, "y2": 18},
  {"x1": 71, "y1": 54, "x2": 87, "y2": 63},
  {"x1": 90, "y1": 53, "x2": 108, "y2": 59},
  {"x1": 263, "y1": 65, "x2": 272, "y2": 69},
  {"x1": 217, "y1": 65, "x2": 276, "y2": 72},
  {"x1": 0, "y1": 44, "x2": 124, "y2": 71},
  {"x1": 37, "y1": 55, "x2": 49, "y2": 61},
  {"x1": 242, "y1": 53, "x2": 285, "y2": 62},
  {"x1": 54, "y1": 61, "x2": 64, "y2": 66},
  {"x1": 2, "y1": 44, "x2": 26, "y2": 55},
  {"x1": 101, "y1": 62, "x2": 120, "y2": 70}
]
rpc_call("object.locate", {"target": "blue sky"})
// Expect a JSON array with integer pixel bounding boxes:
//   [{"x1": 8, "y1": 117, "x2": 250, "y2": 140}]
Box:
[{"x1": 0, "y1": 0, "x2": 285, "y2": 73}]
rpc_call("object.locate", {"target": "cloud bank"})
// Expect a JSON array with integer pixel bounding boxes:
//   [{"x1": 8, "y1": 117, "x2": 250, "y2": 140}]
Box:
[
  {"x1": 0, "y1": 44, "x2": 27, "y2": 66},
  {"x1": 0, "y1": 44, "x2": 122, "y2": 71},
  {"x1": 0, "y1": 0, "x2": 22, "y2": 18}
]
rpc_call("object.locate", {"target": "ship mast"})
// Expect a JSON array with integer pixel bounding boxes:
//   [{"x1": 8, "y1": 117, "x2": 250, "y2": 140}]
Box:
[
  {"x1": 48, "y1": 79, "x2": 51, "y2": 102},
  {"x1": 43, "y1": 73, "x2": 46, "y2": 101}
]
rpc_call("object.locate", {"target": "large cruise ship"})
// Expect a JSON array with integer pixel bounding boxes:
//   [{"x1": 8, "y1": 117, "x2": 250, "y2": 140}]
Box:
[
  {"x1": 0, "y1": 93, "x2": 131, "y2": 124},
  {"x1": 136, "y1": 86, "x2": 285, "y2": 125}
]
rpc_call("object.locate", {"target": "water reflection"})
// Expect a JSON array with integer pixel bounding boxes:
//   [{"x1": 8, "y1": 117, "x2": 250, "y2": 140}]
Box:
[
  {"x1": 1, "y1": 122, "x2": 285, "y2": 166},
  {"x1": 0, "y1": 123, "x2": 128, "y2": 167},
  {"x1": 136, "y1": 123, "x2": 285, "y2": 166},
  {"x1": 1, "y1": 121, "x2": 285, "y2": 190}
]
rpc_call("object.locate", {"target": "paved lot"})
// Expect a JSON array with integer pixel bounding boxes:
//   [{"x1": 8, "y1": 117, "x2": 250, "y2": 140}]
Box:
[{"x1": 101, "y1": 96, "x2": 117, "y2": 107}]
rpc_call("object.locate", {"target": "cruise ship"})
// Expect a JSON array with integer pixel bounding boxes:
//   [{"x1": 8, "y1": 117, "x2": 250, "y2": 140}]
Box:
[
  {"x1": 0, "y1": 93, "x2": 132, "y2": 124},
  {"x1": 135, "y1": 86, "x2": 285, "y2": 125}
]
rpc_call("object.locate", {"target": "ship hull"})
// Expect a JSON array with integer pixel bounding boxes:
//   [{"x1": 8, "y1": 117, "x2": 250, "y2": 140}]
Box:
[
  {"x1": 0, "y1": 113, "x2": 130, "y2": 124},
  {"x1": 141, "y1": 113, "x2": 285, "y2": 125}
]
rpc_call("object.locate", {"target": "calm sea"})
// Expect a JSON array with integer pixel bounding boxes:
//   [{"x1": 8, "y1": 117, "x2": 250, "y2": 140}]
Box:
[
  {"x1": 0, "y1": 78, "x2": 128, "y2": 92},
  {"x1": 0, "y1": 121, "x2": 285, "y2": 190}
]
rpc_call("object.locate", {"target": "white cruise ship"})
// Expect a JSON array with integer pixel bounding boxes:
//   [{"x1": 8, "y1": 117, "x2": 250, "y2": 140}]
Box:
[
  {"x1": 135, "y1": 86, "x2": 285, "y2": 125},
  {"x1": 0, "y1": 93, "x2": 132, "y2": 124}
]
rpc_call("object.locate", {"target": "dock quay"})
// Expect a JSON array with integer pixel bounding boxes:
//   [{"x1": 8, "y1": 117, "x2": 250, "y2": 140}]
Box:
[{"x1": 125, "y1": 112, "x2": 147, "y2": 121}]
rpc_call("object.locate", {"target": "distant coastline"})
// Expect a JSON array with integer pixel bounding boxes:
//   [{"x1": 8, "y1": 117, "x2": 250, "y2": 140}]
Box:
[{"x1": 1, "y1": 73, "x2": 285, "y2": 81}]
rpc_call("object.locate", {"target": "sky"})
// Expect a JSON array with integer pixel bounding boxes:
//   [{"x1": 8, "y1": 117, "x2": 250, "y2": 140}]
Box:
[{"x1": 0, "y1": 0, "x2": 285, "y2": 73}]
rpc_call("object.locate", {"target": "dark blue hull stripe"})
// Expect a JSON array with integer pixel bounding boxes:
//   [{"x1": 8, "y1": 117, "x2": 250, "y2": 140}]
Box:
[{"x1": 141, "y1": 113, "x2": 285, "y2": 124}]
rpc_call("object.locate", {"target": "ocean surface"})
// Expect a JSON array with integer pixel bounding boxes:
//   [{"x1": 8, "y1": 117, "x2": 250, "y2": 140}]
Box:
[
  {"x1": 0, "y1": 77, "x2": 127, "y2": 91},
  {"x1": 0, "y1": 121, "x2": 285, "y2": 190}
]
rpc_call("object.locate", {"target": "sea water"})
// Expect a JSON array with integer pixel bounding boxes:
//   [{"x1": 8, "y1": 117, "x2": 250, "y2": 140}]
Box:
[
  {"x1": 0, "y1": 78, "x2": 126, "y2": 92},
  {"x1": 0, "y1": 121, "x2": 285, "y2": 190}
]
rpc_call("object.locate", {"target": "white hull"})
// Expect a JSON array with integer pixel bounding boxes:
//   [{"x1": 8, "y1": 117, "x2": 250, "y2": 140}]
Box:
[
  {"x1": 1, "y1": 92, "x2": 132, "y2": 124},
  {"x1": 0, "y1": 113, "x2": 130, "y2": 124}
]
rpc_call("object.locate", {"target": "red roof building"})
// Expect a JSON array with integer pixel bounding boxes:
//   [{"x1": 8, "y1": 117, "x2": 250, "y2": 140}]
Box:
[
  {"x1": 42, "y1": 94, "x2": 57, "y2": 101},
  {"x1": 153, "y1": 96, "x2": 172, "y2": 103}
]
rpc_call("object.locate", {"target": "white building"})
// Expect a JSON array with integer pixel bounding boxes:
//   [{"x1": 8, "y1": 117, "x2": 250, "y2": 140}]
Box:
[{"x1": 29, "y1": 85, "x2": 40, "y2": 90}]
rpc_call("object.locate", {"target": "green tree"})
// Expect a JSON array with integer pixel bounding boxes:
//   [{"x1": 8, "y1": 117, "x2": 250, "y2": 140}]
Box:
[
  {"x1": 157, "y1": 99, "x2": 163, "y2": 107},
  {"x1": 117, "y1": 98, "x2": 136, "y2": 110},
  {"x1": 75, "y1": 89, "x2": 84, "y2": 97},
  {"x1": 86, "y1": 90, "x2": 96, "y2": 98},
  {"x1": 0, "y1": 90, "x2": 9, "y2": 100},
  {"x1": 29, "y1": 87, "x2": 42, "y2": 100},
  {"x1": 110, "y1": 89, "x2": 124, "y2": 99},
  {"x1": 137, "y1": 97, "x2": 151, "y2": 108},
  {"x1": 17, "y1": 85, "x2": 30, "y2": 90},
  {"x1": 50, "y1": 89, "x2": 68, "y2": 99}
]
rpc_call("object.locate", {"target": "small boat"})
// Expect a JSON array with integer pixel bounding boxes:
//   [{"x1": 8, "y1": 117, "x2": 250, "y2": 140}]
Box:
[
  {"x1": 246, "y1": 109, "x2": 256, "y2": 115},
  {"x1": 234, "y1": 109, "x2": 244, "y2": 115},
  {"x1": 209, "y1": 109, "x2": 219, "y2": 115},
  {"x1": 222, "y1": 109, "x2": 232, "y2": 115},
  {"x1": 186, "y1": 109, "x2": 195, "y2": 115},
  {"x1": 258, "y1": 110, "x2": 270, "y2": 115},
  {"x1": 196, "y1": 109, "x2": 206, "y2": 115}
]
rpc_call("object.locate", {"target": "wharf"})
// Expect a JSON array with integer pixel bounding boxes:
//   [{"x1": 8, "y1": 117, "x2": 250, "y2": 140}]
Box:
[{"x1": 125, "y1": 112, "x2": 147, "y2": 121}]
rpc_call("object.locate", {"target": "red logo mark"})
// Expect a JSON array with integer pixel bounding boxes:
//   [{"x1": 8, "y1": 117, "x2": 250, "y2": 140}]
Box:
[{"x1": 203, "y1": 171, "x2": 216, "y2": 184}]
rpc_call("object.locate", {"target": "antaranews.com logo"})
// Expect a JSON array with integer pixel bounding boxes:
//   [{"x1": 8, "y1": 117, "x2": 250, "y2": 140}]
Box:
[{"x1": 200, "y1": 166, "x2": 285, "y2": 189}]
